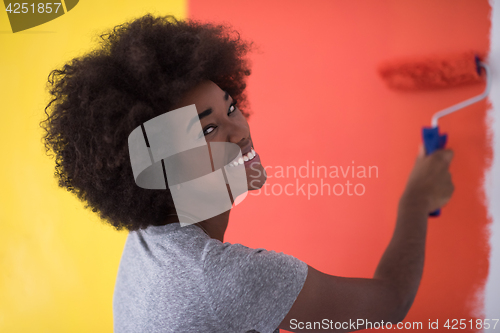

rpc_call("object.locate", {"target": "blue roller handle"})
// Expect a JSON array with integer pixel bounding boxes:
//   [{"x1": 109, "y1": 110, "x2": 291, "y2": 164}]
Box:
[{"x1": 422, "y1": 127, "x2": 448, "y2": 217}]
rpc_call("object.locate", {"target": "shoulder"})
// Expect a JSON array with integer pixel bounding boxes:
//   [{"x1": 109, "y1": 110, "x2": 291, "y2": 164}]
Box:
[
  {"x1": 127, "y1": 223, "x2": 212, "y2": 255},
  {"x1": 204, "y1": 241, "x2": 307, "y2": 276},
  {"x1": 202, "y1": 241, "x2": 308, "y2": 333}
]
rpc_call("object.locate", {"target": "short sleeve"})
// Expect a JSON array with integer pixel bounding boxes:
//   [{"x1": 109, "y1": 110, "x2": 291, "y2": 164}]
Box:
[{"x1": 203, "y1": 243, "x2": 308, "y2": 333}]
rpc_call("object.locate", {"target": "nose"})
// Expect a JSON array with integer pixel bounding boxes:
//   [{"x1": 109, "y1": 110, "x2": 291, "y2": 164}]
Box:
[{"x1": 226, "y1": 119, "x2": 249, "y2": 148}]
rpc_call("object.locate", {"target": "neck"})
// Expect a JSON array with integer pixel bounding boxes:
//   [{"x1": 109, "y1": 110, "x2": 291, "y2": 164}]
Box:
[
  {"x1": 196, "y1": 210, "x2": 230, "y2": 242},
  {"x1": 163, "y1": 210, "x2": 230, "y2": 242}
]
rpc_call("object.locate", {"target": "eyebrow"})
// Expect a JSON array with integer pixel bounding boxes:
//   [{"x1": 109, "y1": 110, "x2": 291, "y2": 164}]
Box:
[{"x1": 187, "y1": 91, "x2": 229, "y2": 132}]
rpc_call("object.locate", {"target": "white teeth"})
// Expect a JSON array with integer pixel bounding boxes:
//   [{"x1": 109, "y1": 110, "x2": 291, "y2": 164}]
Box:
[
  {"x1": 227, "y1": 148, "x2": 257, "y2": 167},
  {"x1": 248, "y1": 150, "x2": 256, "y2": 160}
]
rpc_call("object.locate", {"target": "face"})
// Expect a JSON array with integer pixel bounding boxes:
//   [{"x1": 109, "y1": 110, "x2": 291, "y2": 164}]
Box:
[{"x1": 171, "y1": 80, "x2": 267, "y2": 191}]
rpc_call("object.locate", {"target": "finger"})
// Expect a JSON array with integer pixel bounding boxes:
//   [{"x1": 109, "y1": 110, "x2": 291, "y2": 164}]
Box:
[
  {"x1": 435, "y1": 149, "x2": 453, "y2": 165},
  {"x1": 418, "y1": 144, "x2": 425, "y2": 157},
  {"x1": 433, "y1": 149, "x2": 453, "y2": 163},
  {"x1": 443, "y1": 149, "x2": 454, "y2": 162},
  {"x1": 445, "y1": 171, "x2": 452, "y2": 184}
]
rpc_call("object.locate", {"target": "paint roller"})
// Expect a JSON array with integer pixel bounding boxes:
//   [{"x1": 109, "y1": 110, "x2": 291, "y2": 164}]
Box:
[{"x1": 379, "y1": 52, "x2": 491, "y2": 216}]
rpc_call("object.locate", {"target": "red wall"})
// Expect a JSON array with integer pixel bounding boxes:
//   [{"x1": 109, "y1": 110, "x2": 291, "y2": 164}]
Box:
[{"x1": 189, "y1": 1, "x2": 492, "y2": 331}]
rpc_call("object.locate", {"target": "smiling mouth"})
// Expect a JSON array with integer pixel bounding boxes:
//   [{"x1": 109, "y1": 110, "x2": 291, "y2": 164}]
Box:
[{"x1": 228, "y1": 147, "x2": 257, "y2": 167}]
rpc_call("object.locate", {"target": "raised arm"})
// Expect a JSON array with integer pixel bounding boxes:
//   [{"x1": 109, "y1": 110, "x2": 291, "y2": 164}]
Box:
[{"x1": 279, "y1": 146, "x2": 454, "y2": 332}]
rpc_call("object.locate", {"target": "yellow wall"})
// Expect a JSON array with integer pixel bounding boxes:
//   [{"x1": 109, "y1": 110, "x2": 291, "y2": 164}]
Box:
[{"x1": 0, "y1": 2, "x2": 186, "y2": 331}]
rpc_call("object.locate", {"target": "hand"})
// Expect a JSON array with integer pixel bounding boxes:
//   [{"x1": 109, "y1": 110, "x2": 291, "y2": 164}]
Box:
[{"x1": 401, "y1": 145, "x2": 455, "y2": 214}]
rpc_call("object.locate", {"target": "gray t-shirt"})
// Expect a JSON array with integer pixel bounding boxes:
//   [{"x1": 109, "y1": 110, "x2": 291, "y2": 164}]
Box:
[{"x1": 113, "y1": 223, "x2": 308, "y2": 333}]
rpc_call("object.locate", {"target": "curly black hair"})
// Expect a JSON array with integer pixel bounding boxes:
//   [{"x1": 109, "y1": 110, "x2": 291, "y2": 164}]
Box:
[{"x1": 40, "y1": 14, "x2": 256, "y2": 231}]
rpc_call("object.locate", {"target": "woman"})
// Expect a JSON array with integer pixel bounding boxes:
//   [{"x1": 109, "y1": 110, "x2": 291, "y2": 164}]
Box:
[{"x1": 41, "y1": 14, "x2": 454, "y2": 333}]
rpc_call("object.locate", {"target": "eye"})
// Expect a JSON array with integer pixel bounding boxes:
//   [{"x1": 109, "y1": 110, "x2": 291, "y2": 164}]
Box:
[
  {"x1": 201, "y1": 126, "x2": 215, "y2": 137},
  {"x1": 199, "y1": 100, "x2": 238, "y2": 138},
  {"x1": 228, "y1": 100, "x2": 238, "y2": 115}
]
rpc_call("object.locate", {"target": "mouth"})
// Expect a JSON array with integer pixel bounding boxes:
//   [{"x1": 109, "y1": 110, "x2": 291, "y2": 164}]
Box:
[{"x1": 227, "y1": 147, "x2": 260, "y2": 168}]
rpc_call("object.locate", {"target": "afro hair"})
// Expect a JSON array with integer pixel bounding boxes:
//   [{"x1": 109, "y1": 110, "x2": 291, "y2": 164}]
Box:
[{"x1": 40, "y1": 14, "x2": 256, "y2": 231}]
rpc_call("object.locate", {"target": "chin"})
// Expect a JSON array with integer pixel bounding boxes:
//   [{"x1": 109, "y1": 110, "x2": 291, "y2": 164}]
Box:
[
  {"x1": 247, "y1": 170, "x2": 267, "y2": 190},
  {"x1": 248, "y1": 180, "x2": 265, "y2": 191}
]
